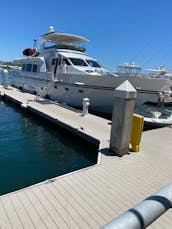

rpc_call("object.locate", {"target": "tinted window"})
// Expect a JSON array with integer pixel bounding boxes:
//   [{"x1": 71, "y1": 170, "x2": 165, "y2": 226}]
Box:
[
  {"x1": 86, "y1": 59, "x2": 101, "y2": 68},
  {"x1": 32, "y1": 64, "x2": 37, "y2": 72},
  {"x1": 69, "y1": 58, "x2": 88, "y2": 66},
  {"x1": 63, "y1": 58, "x2": 70, "y2": 65},
  {"x1": 26, "y1": 64, "x2": 32, "y2": 72},
  {"x1": 22, "y1": 64, "x2": 26, "y2": 71}
]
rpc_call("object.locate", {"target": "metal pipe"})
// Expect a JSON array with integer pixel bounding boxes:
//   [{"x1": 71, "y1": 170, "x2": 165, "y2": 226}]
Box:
[{"x1": 102, "y1": 183, "x2": 172, "y2": 229}]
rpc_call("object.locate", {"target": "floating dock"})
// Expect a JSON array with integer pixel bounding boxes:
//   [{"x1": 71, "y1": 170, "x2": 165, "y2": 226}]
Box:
[{"x1": 0, "y1": 85, "x2": 172, "y2": 228}]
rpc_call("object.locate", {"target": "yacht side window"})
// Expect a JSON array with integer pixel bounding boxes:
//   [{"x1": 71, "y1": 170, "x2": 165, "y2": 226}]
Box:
[
  {"x1": 62, "y1": 58, "x2": 70, "y2": 65},
  {"x1": 26, "y1": 64, "x2": 32, "y2": 72},
  {"x1": 32, "y1": 64, "x2": 38, "y2": 72},
  {"x1": 86, "y1": 59, "x2": 101, "y2": 68},
  {"x1": 22, "y1": 64, "x2": 26, "y2": 71},
  {"x1": 69, "y1": 58, "x2": 88, "y2": 66}
]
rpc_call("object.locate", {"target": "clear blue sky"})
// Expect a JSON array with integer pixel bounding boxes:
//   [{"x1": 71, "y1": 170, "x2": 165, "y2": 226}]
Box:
[{"x1": 1, "y1": 0, "x2": 172, "y2": 71}]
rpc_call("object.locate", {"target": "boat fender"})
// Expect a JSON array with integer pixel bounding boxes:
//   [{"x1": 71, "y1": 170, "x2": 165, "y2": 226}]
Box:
[
  {"x1": 0, "y1": 91, "x2": 5, "y2": 96},
  {"x1": 21, "y1": 103, "x2": 28, "y2": 109}
]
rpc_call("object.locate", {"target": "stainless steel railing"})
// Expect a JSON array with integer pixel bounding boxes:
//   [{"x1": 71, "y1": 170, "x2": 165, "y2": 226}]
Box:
[{"x1": 102, "y1": 183, "x2": 172, "y2": 229}]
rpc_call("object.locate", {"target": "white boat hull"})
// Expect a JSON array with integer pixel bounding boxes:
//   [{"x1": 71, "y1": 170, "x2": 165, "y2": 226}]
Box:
[
  {"x1": 12, "y1": 72, "x2": 172, "y2": 115},
  {"x1": 144, "y1": 117, "x2": 172, "y2": 127}
]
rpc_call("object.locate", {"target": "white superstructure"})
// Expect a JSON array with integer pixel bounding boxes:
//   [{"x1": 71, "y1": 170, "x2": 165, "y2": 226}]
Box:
[{"x1": 12, "y1": 26, "x2": 172, "y2": 115}]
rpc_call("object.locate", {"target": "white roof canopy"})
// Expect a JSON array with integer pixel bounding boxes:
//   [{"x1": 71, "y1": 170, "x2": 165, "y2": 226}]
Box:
[
  {"x1": 41, "y1": 32, "x2": 89, "y2": 45},
  {"x1": 14, "y1": 57, "x2": 45, "y2": 64}
]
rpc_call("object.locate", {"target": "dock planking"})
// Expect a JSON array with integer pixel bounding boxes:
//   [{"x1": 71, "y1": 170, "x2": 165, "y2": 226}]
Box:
[{"x1": 0, "y1": 85, "x2": 172, "y2": 228}]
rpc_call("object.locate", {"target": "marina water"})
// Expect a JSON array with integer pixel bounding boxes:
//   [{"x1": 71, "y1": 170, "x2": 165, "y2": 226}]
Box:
[{"x1": 0, "y1": 70, "x2": 97, "y2": 195}]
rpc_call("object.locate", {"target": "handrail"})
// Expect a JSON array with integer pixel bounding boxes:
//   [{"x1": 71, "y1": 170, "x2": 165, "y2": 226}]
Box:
[{"x1": 102, "y1": 183, "x2": 172, "y2": 229}]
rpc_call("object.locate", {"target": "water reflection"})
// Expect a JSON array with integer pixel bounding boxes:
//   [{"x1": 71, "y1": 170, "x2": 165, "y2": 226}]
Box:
[{"x1": 0, "y1": 99, "x2": 98, "y2": 195}]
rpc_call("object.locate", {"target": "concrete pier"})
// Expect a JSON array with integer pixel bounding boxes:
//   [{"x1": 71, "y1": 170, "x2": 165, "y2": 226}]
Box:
[{"x1": 0, "y1": 85, "x2": 172, "y2": 229}]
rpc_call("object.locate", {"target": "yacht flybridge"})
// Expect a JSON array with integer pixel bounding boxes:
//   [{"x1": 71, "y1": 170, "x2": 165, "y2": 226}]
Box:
[{"x1": 12, "y1": 26, "x2": 172, "y2": 115}]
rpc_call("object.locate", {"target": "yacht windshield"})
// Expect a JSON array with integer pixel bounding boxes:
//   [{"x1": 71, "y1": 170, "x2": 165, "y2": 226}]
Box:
[
  {"x1": 69, "y1": 58, "x2": 88, "y2": 66},
  {"x1": 86, "y1": 59, "x2": 101, "y2": 68}
]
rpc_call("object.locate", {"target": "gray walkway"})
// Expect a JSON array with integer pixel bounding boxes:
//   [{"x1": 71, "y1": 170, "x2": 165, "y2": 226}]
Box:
[{"x1": 0, "y1": 86, "x2": 172, "y2": 228}]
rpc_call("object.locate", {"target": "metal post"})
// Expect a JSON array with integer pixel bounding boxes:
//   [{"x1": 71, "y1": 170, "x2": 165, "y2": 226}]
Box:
[
  {"x1": 110, "y1": 80, "x2": 137, "y2": 156},
  {"x1": 102, "y1": 183, "x2": 172, "y2": 229},
  {"x1": 3, "y1": 69, "x2": 8, "y2": 89},
  {"x1": 82, "y1": 97, "x2": 90, "y2": 116}
]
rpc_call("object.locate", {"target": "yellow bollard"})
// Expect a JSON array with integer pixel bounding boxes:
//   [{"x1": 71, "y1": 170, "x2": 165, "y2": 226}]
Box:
[{"x1": 130, "y1": 114, "x2": 144, "y2": 152}]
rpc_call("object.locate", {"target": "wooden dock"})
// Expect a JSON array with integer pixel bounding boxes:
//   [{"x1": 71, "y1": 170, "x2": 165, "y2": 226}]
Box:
[{"x1": 0, "y1": 85, "x2": 172, "y2": 228}]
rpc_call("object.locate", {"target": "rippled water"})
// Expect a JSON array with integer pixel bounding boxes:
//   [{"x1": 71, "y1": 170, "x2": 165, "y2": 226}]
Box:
[{"x1": 0, "y1": 98, "x2": 98, "y2": 195}]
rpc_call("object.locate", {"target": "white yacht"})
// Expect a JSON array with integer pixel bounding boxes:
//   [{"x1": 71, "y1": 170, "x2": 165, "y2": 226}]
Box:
[{"x1": 12, "y1": 26, "x2": 172, "y2": 115}]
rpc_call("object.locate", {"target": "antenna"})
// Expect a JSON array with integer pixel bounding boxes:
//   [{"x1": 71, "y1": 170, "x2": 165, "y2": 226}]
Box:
[
  {"x1": 130, "y1": 41, "x2": 151, "y2": 63},
  {"x1": 33, "y1": 39, "x2": 37, "y2": 49}
]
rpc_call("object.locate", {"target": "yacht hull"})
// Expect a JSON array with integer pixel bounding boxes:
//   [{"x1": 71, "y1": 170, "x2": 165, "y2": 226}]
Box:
[{"x1": 12, "y1": 72, "x2": 172, "y2": 115}]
